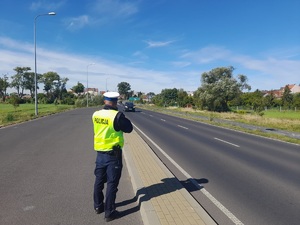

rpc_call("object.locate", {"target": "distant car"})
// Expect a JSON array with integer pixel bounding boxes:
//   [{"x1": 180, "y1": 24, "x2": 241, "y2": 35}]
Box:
[{"x1": 124, "y1": 102, "x2": 135, "y2": 112}]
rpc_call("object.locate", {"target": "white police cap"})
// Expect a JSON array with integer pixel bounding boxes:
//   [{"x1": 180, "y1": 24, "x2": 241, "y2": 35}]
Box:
[{"x1": 103, "y1": 92, "x2": 119, "y2": 102}]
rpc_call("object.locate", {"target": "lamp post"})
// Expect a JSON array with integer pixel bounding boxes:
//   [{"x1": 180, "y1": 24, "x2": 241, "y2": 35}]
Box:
[
  {"x1": 86, "y1": 63, "x2": 95, "y2": 107},
  {"x1": 34, "y1": 12, "x2": 56, "y2": 116},
  {"x1": 105, "y1": 78, "x2": 109, "y2": 92}
]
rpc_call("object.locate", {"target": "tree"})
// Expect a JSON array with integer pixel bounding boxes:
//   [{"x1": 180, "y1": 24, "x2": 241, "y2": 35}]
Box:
[
  {"x1": 23, "y1": 71, "x2": 36, "y2": 97},
  {"x1": 152, "y1": 88, "x2": 194, "y2": 107},
  {"x1": 194, "y1": 66, "x2": 251, "y2": 112},
  {"x1": 152, "y1": 93, "x2": 164, "y2": 106},
  {"x1": 54, "y1": 77, "x2": 69, "y2": 101},
  {"x1": 281, "y1": 85, "x2": 293, "y2": 109},
  {"x1": 159, "y1": 88, "x2": 178, "y2": 106},
  {"x1": 72, "y1": 82, "x2": 85, "y2": 95},
  {"x1": 263, "y1": 91, "x2": 276, "y2": 108},
  {"x1": 41, "y1": 71, "x2": 69, "y2": 103},
  {"x1": 136, "y1": 91, "x2": 143, "y2": 98},
  {"x1": 117, "y1": 82, "x2": 131, "y2": 99},
  {"x1": 185, "y1": 95, "x2": 194, "y2": 107},
  {"x1": 161, "y1": 88, "x2": 178, "y2": 106},
  {"x1": 239, "y1": 89, "x2": 263, "y2": 109},
  {"x1": 250, "y1": 90, "x2": 264, "y2": 114},
  {"x1": 0, "y1": 74, "x2": 9, "y2": 102},
  {"x1": 10, "y1": 67, "x2": 31, "y2": 97},
  {"x1": 146, "y1": 92, "x2": 156, "y2": 102},
  {"x1": 42, "y1": 71, "x2": 59, "y2": 95},
  {"x1": 177, "y1": 89, "x2": 189, "y2": 107},
  {"x1": 292, "y1": 93, "x2": 300, "y2": 108}
]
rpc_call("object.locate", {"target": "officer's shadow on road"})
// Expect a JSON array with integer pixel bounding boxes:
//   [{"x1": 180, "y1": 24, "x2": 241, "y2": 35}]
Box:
[{"x1": 116, "y1": 177, "x2": 209, "y2": 217}]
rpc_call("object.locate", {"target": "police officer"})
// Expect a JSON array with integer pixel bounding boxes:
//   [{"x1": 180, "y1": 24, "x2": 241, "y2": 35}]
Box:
[{"x1": 92, "y1": 92, "x2": 133, "y2": 222}]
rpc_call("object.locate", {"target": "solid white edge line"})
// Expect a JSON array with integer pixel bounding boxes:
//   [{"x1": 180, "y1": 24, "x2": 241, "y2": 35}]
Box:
[
  {"x1": 214, "y1": 138, "x2": 240, "y2": 147},
  {"x1": 132, "y1": 123, "x2": 244, "y2": 225}
]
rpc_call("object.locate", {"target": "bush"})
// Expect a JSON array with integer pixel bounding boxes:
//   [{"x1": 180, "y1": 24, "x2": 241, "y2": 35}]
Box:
[
  {"x1": 258, "y1": 112, "x2": 264, "y2": 116},
  {"x1": 5, "y1": 113, "x2": 15, "y2": 122},
  {"x1": 237, "y1": 110, "x2": 246, "y2": 114},
  {"x1": 8, "y1": 94, "x2": 20, "y2": 110},
  {"x1": 75, "y1": 99, "x2": 86, "y2": 108},
  {"x1": 62, "y1": 97, "x2": 75, "y2": 105},
  {"x1": 88, "y1": 95, "x2": 104, "y2": 106}
]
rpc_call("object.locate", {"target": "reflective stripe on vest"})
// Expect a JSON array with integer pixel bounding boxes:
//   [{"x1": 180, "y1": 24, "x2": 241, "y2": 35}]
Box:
[{"x1": 92, "y1": 110, "x2": 124, "y2": 151}]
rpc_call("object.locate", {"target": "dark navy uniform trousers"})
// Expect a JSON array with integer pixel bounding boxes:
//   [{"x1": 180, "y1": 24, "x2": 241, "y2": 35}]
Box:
[{"x1": 93, "y1": 151, "x2": 122, "y2": 217}]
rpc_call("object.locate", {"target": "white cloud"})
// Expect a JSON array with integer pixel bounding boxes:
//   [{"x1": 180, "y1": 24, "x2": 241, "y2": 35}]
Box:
[
  {"x1": 145, "y1": 40, "x2": 174, "y2": 48},
  {"x1": 62, "y1": 0, "x2": 139, "y2": 31},
  {"x1": 0, "y1": 36, "x2": 32, "y2": 53},
  {"x1": 0, "y1": 37, "x2": 183, "y2": 94},
  {"x1": 132, "y1": 51, "x2": 149, "y2": 60},
  {"x1": 171, "y1": 61, "x2": 191, "y2": 68},
  {"x1": 92, "y1": 0, "x2": 139, "y2": 18},
  {"x1": 181, "y1": 46, "x2": 231, "y2": 63},
  {"x1": 30, "y1": 0, "x2": 67, "y2": 11},
  {"x1": 233, "y1": 55, "x2": 300, "y2": 83},
  {"x1": 65, "y1": 15, "x2": 90, "y2": 31}
]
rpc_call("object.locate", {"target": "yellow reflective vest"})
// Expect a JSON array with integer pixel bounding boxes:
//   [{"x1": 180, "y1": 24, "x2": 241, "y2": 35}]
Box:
[{"x1": 92, "y1": 109, "x2": 124, "y2": 151}]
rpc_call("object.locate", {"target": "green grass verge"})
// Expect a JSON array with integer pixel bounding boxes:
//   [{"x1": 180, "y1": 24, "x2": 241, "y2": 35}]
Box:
[
  {"x1": 0, "y1": 103, "x2": 74, "y2": 127},
  {"x1": 263, "y1": 110, "x2": 300, "y2": 119}
]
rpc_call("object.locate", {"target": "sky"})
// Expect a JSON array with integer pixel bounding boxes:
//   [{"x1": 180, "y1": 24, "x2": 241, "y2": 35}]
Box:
[{"x1": 0, "y1": 0, "x2": 299, "y2": 94}]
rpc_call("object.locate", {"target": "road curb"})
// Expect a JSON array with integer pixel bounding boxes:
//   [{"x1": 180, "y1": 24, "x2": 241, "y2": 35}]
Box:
[{"x1": 123, "y1": 141, "x2": 161, "y2": 225}]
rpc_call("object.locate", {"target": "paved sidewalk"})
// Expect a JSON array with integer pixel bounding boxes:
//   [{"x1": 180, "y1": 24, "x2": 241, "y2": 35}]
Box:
[{"x1": 123, "y1": 130, "x2": 216, "y2": 225}]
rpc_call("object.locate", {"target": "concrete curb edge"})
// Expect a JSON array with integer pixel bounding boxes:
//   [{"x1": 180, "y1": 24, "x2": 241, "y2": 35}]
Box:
[{"x1": 123, "y1": 143, "x2": 161, "y2": 225}]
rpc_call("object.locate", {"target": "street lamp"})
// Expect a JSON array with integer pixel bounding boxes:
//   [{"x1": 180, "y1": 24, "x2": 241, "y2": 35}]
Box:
[
  {"x1": 86, "y1": 63, "x2": 95, "y2": 107},
  {"x1": 34, "y1": 12, "x2": 56, "y2": 116}
]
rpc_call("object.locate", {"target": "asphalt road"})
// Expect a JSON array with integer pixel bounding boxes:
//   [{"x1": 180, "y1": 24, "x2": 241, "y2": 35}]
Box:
[
  {"x1": 123, "y1": 107, "x2": 300, "y2": 225},
  {"x1": 0, "y1": 108, "x2": 143, "y2": 225}
]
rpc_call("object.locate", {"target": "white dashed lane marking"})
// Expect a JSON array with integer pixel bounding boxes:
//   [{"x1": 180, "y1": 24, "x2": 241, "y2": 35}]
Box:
[
  {"x1": 214, "y1": 138, "x2": 240, "y2": 147},
  {"x1": 177, "y1": 125, "x2": 188, "y2": 130}
]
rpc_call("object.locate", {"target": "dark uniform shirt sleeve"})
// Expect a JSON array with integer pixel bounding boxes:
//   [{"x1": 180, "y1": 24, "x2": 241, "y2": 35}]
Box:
[{"x1": 114, "y1": 112, "x2": 133, "y2": 133}]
